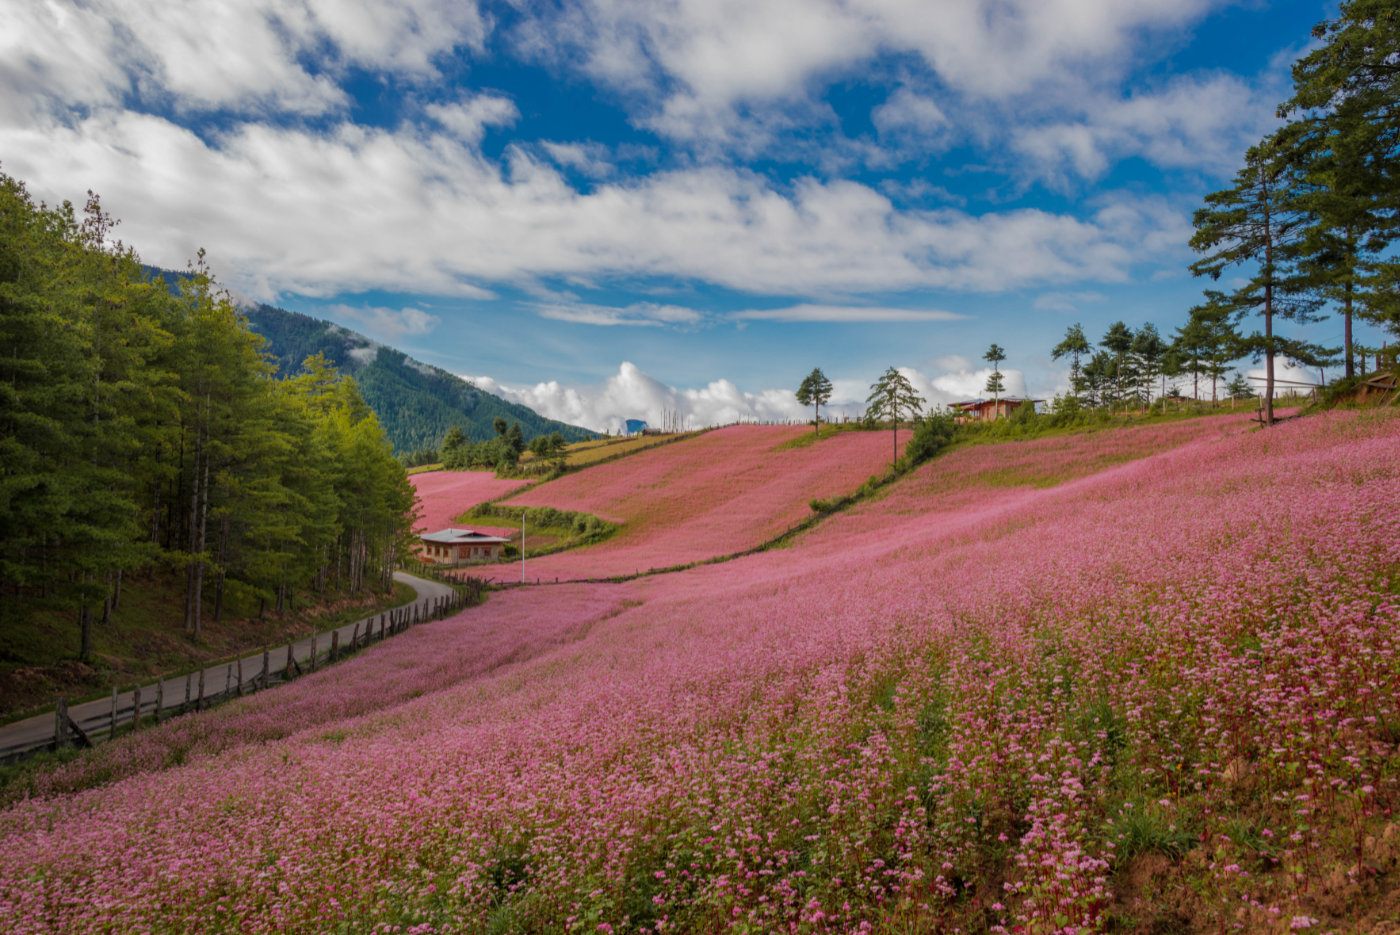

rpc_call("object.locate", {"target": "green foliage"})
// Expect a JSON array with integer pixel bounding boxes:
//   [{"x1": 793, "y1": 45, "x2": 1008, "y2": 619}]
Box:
[
  {"x1": 795, "y1": 367, "x2": 833, "y2": 432},
  {"x1": 1189, "y1": 132, "x2": 1329, "y2": 423},
  {"x1": 1113, "y1": 802, "x2": 1197, "y2": 862},
  {"x1": 1226, "y1": 373, "x2": 1254, "y2": 400},
  {"x1": 900, "y1": 411, "x2": 956, "y2": 467},
  {"x1": 464, "y1": 503, "x2": 617, "y2": 558},
  {"x1": 526, "y1": 431, "x2": 567, "y2": 463},
  {"x1": 0, "y1": 171, "x2": 415, "y2": 657},
  {"x1": 1052, "y1": 324, "x2": 1092, "y2": 402},
  {"x1": 1172, "y1": 294, "x2": 1246, "y2": 404},
  {"x1": 983, "y1": 344, "x2": 1006, "y2": 400},
  {"x1": 440, "y1": 426, "x2": 522, "y2": 474},
  {"x1": 866, "y1": 366, "x2": 926, "y2": 466}
]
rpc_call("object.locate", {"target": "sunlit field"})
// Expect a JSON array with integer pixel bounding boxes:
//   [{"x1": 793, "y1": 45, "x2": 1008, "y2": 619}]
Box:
[
  {"x1": 488, "y1": 424, "x2": 904, "y2": 580},
  {"x1": 410, "y1": 470, "x2": 530, "y2": 531},
  {"x1": 3, "y1": 411, "x2": 1395, "y2": 932}
]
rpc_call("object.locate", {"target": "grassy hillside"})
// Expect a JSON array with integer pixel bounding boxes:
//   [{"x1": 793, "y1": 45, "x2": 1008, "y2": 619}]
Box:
[
  {"x1": 518, "y1": 431, "x2": 700, "y2": 469},
  {"x1": 0, "y1": 574, "x2": 414, "y2": 721},
  {"x1": 241, "y1": 302, "x2": 595, "y2": 453}
]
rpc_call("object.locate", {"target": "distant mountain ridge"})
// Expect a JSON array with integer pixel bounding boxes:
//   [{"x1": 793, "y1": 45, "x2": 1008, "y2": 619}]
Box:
[
  {"x1": 144, "y1": 268, "x2": 596, "y2": 453},
  {"x1": 243, "y1": 303, "x2": 596, "y2": 453}
]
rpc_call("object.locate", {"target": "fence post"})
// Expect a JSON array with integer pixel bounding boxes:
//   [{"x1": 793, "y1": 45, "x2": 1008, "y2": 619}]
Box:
[
  {"x1": 54, "y1": 697, "x2": 68, "y2": 749},
  {"x1": 185, "y1": 673, "x2": 192, "y2": 713},
  {"x1": 197, "y1": 669, "x2": 206, "y2": 709},
  {"x1": 352, "y1": 622, "x2": 360, "y2": 650},
  {"x1": 285, "y1": 643, "x2": 295, "y2": 679},
  {"x1": 110, "y1": 687, "x2": 118, "y2": 739},
  {"x1": 155, "y1": 680, "x2": 164, "y2": 723},
  {"x1": 310, "y1": 635, "x2": 318, "y2": 672},
  {"x1": 330, "y1": 630, "x2": 339, "y2": 661},
  {"x1": 225, "y1": 663, "x2": 234, "y2": 699},
  {"x1": 262, "y1": 648, "x2": 270, "y2": 688},
  {"x1": 236, "y1": 658, "x2": 244, "y2": 697},
  {"x1": 132, "y1": 686, "x2": 142, "y2": 729}
]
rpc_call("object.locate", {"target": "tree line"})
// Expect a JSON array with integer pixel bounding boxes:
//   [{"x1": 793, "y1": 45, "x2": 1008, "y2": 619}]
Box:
[
  {"x1": 438, "y1": 417, "x2": 569, "y2": 474},
  {"x1": 1190, "y1": 0, "x2": 1398, "y2": 424},
  {"x1": 795, "y1": 4, "x2": 1398, "y2": 434},
  {"x1": 0, "y1": 173, "x2": 416, "y2": 659}
]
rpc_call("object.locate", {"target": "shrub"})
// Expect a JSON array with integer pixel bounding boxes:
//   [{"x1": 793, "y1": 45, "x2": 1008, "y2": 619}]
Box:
[{"x1": 902, "y1": 412, "x2": 956, "y2": 466}]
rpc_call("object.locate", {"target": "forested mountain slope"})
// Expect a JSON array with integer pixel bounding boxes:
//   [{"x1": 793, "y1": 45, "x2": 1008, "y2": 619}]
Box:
[
  {"x1": 243, "y1": 303, "x2": 595, "y2": 454},
  {"x1": 143, "y1": 269, "x2": 595, "y2": 454}
]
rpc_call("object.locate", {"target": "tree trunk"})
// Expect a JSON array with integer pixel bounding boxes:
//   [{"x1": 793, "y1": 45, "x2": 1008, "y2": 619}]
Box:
[
  {"x1": 1261, "y1": 174, "x2": 1278, "y2": 426},
  {"x1": 1344, "y1": 228, "x2": 1355, "y2": 380},
  {"x1": 185, "y1": 421, "x2": 211, "y2": 640},
  {"x1": 1344, "y1": 279, "x2": 1354, "y2": 379},
  {"x1": 1263, "y1": 304, "x2": 1276, "y2": 426},
  {"x1": 79, "y1": 603, "x2": 92, "y2": 662},
  {"x1": 213, "y1": 515, "x2": 229, "y2": 624}
]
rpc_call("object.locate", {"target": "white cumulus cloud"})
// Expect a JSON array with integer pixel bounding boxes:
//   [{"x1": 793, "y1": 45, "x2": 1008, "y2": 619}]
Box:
[{"x1": 469, "y1": 359, "x2": 1041, "y2": 434}]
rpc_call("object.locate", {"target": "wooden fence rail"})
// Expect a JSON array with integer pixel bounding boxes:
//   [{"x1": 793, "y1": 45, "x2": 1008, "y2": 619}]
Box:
[{"x1": 3, "y1": 584, "x2": 474, "y2": 763}]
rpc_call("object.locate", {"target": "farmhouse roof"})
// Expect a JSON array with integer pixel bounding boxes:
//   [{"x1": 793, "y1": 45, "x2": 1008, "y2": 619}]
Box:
[
  {"x1": 950, "y1": 396, "x2": 1043, "y2": 409},
  {"x1": 419, "y1": 528, "x2": 512, "y2": 545}
]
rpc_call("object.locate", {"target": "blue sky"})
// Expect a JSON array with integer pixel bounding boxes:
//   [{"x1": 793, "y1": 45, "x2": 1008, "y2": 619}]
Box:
[{"x1": 3, "y1": 0, "x2": 1384, "y2": 430}]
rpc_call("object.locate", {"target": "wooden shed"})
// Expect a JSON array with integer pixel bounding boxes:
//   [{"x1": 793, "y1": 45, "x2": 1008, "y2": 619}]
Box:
[{"x1": 951, "y1": 397, "x2": 1041, "y2": 422}]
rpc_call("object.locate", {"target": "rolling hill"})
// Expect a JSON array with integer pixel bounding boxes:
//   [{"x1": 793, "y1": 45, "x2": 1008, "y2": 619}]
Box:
[
  {"x1": 5, "y1": 410, "x2": 1397, "y2": 931},
  {"x1": 241, "y1": 302, "x2": 595, "y2": 453}
]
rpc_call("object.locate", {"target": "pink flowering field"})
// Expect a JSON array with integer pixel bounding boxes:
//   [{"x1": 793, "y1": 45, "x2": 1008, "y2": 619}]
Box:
[
  {"x1": 485, "y1": 424, "x2": 904, "y2": 580},
  {"x1": 410, "y1": 470, "x2": 530, "y2": 531},
  {"x1": 2, "y1": 410, "x2": 1397, "y2": 933}
]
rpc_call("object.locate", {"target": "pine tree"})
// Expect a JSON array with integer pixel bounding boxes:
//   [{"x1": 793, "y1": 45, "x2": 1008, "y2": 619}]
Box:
[
  {"x1": 1174, "y1": 294, "x2": 1245, "y2": 406},
  {"x1": 1280, "y1": 1, "x2": 1400, "y2": 359},
  {"x1": 795, "y1": 367, "x2": 833, "y2": 433},
  {"x1": 1190, "y1": 136, "x2": 1321, "y2": 425},
  {"x1": 983, "y1": 344, "x2": 1006, "y2": 406},
  {"x1": 1227, "y1": 372, "x2": 1254, "y2": 401},
  {"x1": 0, "y1": 169, "x2": 419, "y2": 654},
  {"x1": 866, "y1": 367, "x2": 925, "y2": 466},
  {"x1": 1099, "y1": 322, "x2": 1135, "y2": 407},
  {"x1": 1051, "y1": 324, "x2": 1091, "y2": 402},
  {"x1": 1130, "y1": 323, "x2": 1167, "y2": 409}
]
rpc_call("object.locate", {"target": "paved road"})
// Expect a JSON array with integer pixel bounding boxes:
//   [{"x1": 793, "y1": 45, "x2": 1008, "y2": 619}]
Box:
[{"x1": 0, "y1": 571, "x2": 456, "y2": 760}]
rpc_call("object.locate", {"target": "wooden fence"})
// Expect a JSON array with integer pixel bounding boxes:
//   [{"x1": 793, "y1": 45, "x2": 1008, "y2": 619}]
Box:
[{"x1": 3, "y1": 587, "x2": 474, "y2": 763}]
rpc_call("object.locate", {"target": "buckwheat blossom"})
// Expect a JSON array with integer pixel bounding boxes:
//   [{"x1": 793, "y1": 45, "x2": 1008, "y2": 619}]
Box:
[
  {"x1": 0, "y1": 410, "x2": 1394, "y2": 933},
  {"x1": 489, "y1": 425, "x2": 904, "y2": 580},
  {"x1": 410, "y1": 470, "x2": 529, "y2": 532}
]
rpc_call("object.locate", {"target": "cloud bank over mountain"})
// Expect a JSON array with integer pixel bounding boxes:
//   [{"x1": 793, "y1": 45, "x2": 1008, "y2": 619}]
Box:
[{"x1": 470, "y1": 361, "x2": 1029, "y2": 434}]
